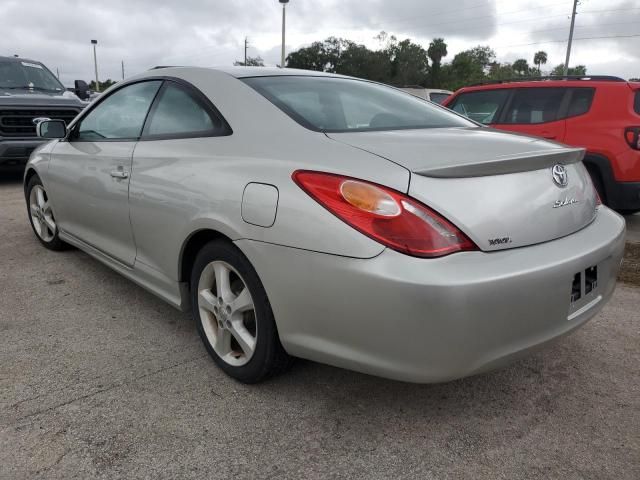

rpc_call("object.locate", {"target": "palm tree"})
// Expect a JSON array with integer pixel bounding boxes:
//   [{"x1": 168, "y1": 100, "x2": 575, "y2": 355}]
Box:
[
  {"x1": 513, "y1": 59, "x2": 530, "y2": 76},
  {"x1": 428, "y1": 38, "x2": 448, "y2": 88},
  {"x1": 534, "y1": 51, "x2": 548, "y2": 74}
]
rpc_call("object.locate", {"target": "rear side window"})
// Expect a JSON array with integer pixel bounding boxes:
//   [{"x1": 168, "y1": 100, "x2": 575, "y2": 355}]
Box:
[
  {"x1": 502, "y1": 88, "x2": 565, "y2": 124},
  {"x1": 449, "y1": 90, "x2": 509, "y2": 124},
  {"x1": 566, "y1": 88, "x2": 595, "y2": 118},
  {"x1": 635, "y1": 91, "x2": 640, "y2": 115},
  {"x1": 143, "y1": 82, "x2": 228, "y2": 138}
]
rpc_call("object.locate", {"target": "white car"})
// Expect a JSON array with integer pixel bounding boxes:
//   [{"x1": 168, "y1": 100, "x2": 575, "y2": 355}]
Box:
[
  {"x1": 398, "y1": 86, "x2": 453, "y2": 104},
  {"x1": 25, "y1": 67, "x2": 625, "y2": 383}
]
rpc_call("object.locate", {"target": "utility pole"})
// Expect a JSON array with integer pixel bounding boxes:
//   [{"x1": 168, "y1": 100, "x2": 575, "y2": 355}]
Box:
[
  {"x1": 56, "y1": 68, "x2": 59, "y2": 79},
  {"x1": 244, "y1": 37, "x2": 248, "y2": 65},
  {"x1": 91, "y1": 39, "x2": 99, "y2": 92},
  {"x1": 563, "y1": 0, "x2": 578, "y2": 76},
  {"x1": 121, "y1": 60, "x2": 125, "y2": 80},
  {"x1": 279, "y1": 0, "x2": 289, "y2": 68}
]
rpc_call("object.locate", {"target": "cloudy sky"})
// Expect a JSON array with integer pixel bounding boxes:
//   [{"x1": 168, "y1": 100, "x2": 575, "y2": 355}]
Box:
[{"x1": 2, "y1": 0, "x2": 639, "y2": 86}]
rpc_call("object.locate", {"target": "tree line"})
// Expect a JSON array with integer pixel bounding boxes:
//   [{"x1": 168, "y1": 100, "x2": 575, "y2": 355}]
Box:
[
  {"x1": 280, "y1": 33, "x2": 587, "y2": 90},
  {"x1": 88, "y1": 79, "x2": 117, "y2": 91}
]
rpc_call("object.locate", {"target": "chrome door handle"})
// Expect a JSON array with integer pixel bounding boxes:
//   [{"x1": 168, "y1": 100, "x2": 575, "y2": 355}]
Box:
[{"x1": 110, "y1": 169, "x2": 129, "y2": 179}]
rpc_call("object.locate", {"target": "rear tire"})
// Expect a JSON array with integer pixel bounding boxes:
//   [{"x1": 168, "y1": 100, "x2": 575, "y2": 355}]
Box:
[
  {"x1": 25, "y1": 175, "x2": 69, "y2": 251},
  {"x1": 190, "y1": 239, "x2": 292, "y2": 383},
  {"x1": 585, "y1": 166, "x2": 607, "y2": 206}
]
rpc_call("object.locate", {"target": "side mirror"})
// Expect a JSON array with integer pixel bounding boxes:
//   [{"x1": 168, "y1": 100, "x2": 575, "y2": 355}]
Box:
[
  {"x1": 74, "y1": 80, "x2": 90, "y2": 100},
  {"x1": 36, "y1": 119, "x2": 67, "y2": 139}
]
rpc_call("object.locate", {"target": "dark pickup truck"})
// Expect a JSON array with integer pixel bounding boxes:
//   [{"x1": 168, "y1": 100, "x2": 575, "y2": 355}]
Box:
[{"x1": 0, "y1": 55, "x2": 88, "y2": 170}]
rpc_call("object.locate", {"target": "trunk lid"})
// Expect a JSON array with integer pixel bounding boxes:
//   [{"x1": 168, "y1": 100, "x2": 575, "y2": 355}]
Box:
[{"x1": 328, "y1": 127, "x2": 598, "y2": 251}]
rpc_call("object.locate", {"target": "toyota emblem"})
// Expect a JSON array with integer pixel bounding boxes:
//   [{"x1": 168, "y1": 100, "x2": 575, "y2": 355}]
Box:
[{"x1": 551, "y1": 164, "x2": 568, "y2": 188}]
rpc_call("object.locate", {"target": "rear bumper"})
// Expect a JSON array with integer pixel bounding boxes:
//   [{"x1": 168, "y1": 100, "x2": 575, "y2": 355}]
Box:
[
  {"x1": 0, "y1": 138, "x2": 45, "y2": 166},
  {"x1": 236, "y1": 207, "x2": 625, "y2": 383}
]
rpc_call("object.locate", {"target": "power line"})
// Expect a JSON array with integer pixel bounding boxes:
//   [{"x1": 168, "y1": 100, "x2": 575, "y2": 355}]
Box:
[
  {"x1": 244, "y1": 1, "x2": 571, "y2": 44},
  {"x1": 157, "y1": 2, "x2": 640, "y2": 67},
  {"x1": 298, "y1": 5, "x2": 640, "y2": 45},
  {"x1": 494, "y1": 33, "x2": 640, "y2": 50},
  {"x1": 528, "y1": 20, "x2": 640, "y2": 37},
  {"x1": 412, "y1": 5, "x2": 640, "y2": 34}
]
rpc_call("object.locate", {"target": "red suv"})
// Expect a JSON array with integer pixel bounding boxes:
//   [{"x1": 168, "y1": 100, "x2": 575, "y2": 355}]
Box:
[{"x1": 443, "y1": 76, "x2": 640, "y2": 213}]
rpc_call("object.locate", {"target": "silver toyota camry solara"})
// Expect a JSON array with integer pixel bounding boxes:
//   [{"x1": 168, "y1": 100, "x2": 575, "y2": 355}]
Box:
[{"x1": 25, "y1": 67, "x2": 626, "y2": 383}]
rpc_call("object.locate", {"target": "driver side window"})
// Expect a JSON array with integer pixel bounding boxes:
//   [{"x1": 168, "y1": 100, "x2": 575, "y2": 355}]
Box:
[{"x1": 75, "y1": 81, "x2": 161, "y2": 141}]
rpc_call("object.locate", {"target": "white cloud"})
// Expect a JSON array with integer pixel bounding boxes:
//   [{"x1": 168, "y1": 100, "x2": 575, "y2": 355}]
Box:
[{"x1": 1, "y1": 0, "x2": 638, "y2": 86}]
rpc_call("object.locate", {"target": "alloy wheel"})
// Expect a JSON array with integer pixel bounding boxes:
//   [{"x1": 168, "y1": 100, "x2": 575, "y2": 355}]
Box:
[
  {"x1": 29, "y1": 185, "x2": 56, "y2": 242},
  {"x1": 197, "y1": 260, "x2": 257, "y2": 366}
]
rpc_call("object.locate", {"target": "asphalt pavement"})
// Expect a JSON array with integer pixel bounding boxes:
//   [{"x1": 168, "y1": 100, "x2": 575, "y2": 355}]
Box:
[
  {"x1": 1, "y1": 173, "x2": 639, "y2": 479},
  {"x1": 627, "y1": 213, "x2": 640, "y2": 243}
]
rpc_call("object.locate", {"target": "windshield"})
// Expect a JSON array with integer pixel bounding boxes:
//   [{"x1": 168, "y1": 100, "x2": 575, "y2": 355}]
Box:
[
  {"x1": 0, "y1": 60, "x2": 64, "y2": 91},
  {"x1": 242, "y1": 76, "x2": 474, "y2": 133}
]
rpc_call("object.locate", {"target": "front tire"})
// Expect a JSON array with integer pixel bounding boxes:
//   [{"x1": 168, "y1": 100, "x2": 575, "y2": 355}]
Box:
[
  {"x1": 26, "y1": 175, "x2": 68, "y2": 251},
  {"x1": 190, "y1": 240, "x2": 292, "y2": 383}
]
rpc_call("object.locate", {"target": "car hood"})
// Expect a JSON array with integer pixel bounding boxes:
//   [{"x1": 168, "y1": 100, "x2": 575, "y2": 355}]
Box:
[{"x1": 0, "y1": 88, "x2": 85, "y2": 107}]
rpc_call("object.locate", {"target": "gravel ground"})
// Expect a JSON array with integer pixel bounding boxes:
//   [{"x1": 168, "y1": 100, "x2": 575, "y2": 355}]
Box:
[{"x1": 1, "y1": 174, "x2": 639, "y2": 479}]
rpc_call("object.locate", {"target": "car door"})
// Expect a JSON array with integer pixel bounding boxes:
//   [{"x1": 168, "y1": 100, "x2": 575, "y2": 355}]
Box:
[
  {"x1": 493, "y1": 87, "x2": 569, "y2": 141},
  {"x1": 128, "y1": 80, "x2": 232, "y2": 278},
  {"x1": 48, "y1": 80, "x2": 162, "y2": 266}
]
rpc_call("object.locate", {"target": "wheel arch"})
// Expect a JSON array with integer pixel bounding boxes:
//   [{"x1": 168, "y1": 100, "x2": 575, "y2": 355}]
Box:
[
  {"x1": 23, "y1": 167, "x2": 39, "y2": 196},
  {"x1": 582, "y1": 153, "x2": 615, "y2": 206},
  {"x1": 179, "y1": 229, "x2": 236, "y2": 285}
]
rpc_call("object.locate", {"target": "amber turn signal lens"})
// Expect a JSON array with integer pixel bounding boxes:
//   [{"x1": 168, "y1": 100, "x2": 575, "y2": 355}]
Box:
[{"x1": 339, "y1": 180, "x2": 401, "y2": 217}]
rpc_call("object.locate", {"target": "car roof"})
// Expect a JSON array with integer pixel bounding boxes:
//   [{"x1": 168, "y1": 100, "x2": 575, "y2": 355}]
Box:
[
  {"x1": 392, "y1": 86, "x2": 452, "y2": 93},
  {"x1": 424, "y1": 88, "x2": 453, "y2": 94},
  {"x1": 151, "y1": 65, "x2": 352, "y2": 79},
  {"x1": 454, "y1": 77, "x2": 633, "y2": 94}
]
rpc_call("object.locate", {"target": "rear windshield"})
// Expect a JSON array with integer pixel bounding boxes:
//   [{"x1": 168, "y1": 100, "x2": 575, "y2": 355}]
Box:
[
  {"x1": 635, "y1": 91, "x2": 640, "y2": 115},
  {"x1": 242, "y1": 76, "x2": 473, "y2": 133}
]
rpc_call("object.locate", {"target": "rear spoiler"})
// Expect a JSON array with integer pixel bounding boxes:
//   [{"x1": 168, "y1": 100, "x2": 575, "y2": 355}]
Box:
[{"x1": 413, "y1": 148, "x2": 585, "y2": 178}]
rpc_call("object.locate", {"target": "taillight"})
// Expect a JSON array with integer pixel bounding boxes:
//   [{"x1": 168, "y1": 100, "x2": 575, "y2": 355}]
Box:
[
  {"x1": 625, "y1": 127, "x2": 640, "y2": 150},
  {"x1": 292, "y1": 170, "x2": 477, "y2": 258}
]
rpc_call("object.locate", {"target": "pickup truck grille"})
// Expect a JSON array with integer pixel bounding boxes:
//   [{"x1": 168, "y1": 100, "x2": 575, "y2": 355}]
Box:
[{"x1": 0, "y1": 108, "x2": 81, "y2": 137}]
